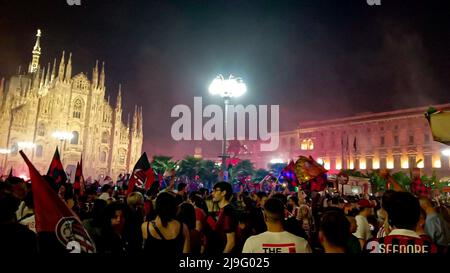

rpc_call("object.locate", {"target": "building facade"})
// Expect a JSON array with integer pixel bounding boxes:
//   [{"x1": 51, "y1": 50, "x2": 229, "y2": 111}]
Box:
[
  {"x1": 245, "y1": 104, "x2": 450, "y2": 178},
  {"x1": 0, "y1": 30, "x2": 143, "y2": 179}
]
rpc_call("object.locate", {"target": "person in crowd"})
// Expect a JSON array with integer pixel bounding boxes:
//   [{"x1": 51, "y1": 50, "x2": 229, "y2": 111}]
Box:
[
  {"x1": 16, "y1": 189, "x2": 35, "y2": 233},
  {"x1": 123, "y1": 192, "x2": 145, "y2": 253},
  {"x1": 242, "y1": 198, "x2": 311, "y2": 253},
  {"x1": 0, "y1": 193, "x2": 37, "y2": 253},
  {"x1": 287, "y1": 195, "x2": 300, "y2": 219},
  {"x1": 99, "y1": 184, "x2": 115, "y2": 203},
  {"x1": 319, "y1": 210, "x2": 350, "y2": 253},
  {"x1": 419, "y1": 197, "x2": 450, "y2": 249},
  {"x1": 255, "y1": 191, "x2": 268, "y2": 209},
  {"x1": 177, "y1": 202, "x2": 203, "y2": 254},
  {"x1": 211, "y1": 182, "x2": 238, "y2": 254},
  {"x1": 346, "y1": 215, "x2": 361, "y2": 254},
  {"x1": 365, "y1": 191, "x2": 438, "y2": 253},
  {"x1": 272, "y1": 193, "x2": 307, "y2": 239},
  {"x1": 175, "y1": 182, "x2": 188, "y2": 206},
  {"x1": 353, "y1": 199, "x2": 374, "y2": 249},
  {"x1": 142, "y1": 192, "x2": 190, "y2": 254},
  {"x1": 96, "y1": 202, "x2": 127, "y2": 253},
  {"x1": 83, "y1": 199, "x2": 108, "y2": 248}
]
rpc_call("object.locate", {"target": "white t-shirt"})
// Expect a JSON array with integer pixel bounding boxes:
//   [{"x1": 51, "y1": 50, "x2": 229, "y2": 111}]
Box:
[
  {"x1": 242, "y1": 231, "x2": 312, "y2": 253},
  {"x1": 353, "y1": 215, "x2": 372, "y2": 241}
]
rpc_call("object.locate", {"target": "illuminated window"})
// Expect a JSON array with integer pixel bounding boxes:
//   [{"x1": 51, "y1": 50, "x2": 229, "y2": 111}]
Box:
[
  {"x1": 300, "y1": 139, "x2": 314, "y2": 150},
  {"x1": 100, "y1": 151, "x2": 107, "y2": 162},
  {"x1": 101, "y1": 131, "x2": 109, "y2": 144},
  {"x1": 37, "y1": 123, "x2": 45, "y2": 136},
  {"x1": 71, "y1": 131, "x2": 79, "y2": 145},
  {"x1": 308, "y1": 139, "x2": 314, "y2": 150},
  {"x1": 36, "y1": 145, "x2": 43, "y2": 157},
  {"x1": 73, "y1": 99, "x2": 83, "y2": 119}
]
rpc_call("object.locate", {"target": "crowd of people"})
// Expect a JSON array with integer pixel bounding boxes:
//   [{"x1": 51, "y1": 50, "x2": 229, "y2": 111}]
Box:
[{"x1": 1, "y1": 170, "x2": 450, "y2": 254}]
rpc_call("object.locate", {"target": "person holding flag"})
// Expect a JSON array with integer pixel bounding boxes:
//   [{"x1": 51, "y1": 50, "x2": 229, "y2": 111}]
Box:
[
  {"x1": 19, "y1": 150, "x2": 96, "y2": 253},
  {"x1": 127, "y1": 152, "x2": 156, "y2": 195}
]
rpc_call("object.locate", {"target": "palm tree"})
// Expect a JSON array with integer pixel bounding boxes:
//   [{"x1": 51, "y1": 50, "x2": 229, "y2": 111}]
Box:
[
  {"x1": 152, "y1": 155, "x2": 177, "y2": 175},
  {"x1": 198, "y1": 160, "x2": 220, "y2": 188},
  {"x1": 231, "y1": 159, "x2": 255, "y2": 182},
  {"x1": 177, "y1": 156, "x2": 202, "y2": 180}
]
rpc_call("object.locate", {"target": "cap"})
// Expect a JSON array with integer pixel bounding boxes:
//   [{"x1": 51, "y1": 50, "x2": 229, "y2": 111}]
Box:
[{"x1": 358, "y1": 199, "x2": 374, "y2": 208}]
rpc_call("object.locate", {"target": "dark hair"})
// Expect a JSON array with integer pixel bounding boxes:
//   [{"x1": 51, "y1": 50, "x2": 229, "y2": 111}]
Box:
[
  {"x1": 91, "y1": 199, "x2": 108, "y2": 226},
  {"x1": 288, "y1": 195, "x2": 299, "y2": 206},
  {"x1": 101, "y1": 184, "x2": 112, "y2": 193},
  {"x1": 213, "y1": 182, "x2": 233, "y2": 200},
  {"x1": 386, "y1": 192, "x2": 420, "y2": 230},
  {"x1": 0, "y1": 194, "x2": 19, "y2": 223},
  {"x1": 263, "y1": 198, "x2": 285, "y2": 222},
  {"x1": 156, "y1": 192, "x2": 178, "y2": 227},
  {"x1": 199, "y1": 188, "x2": 208, "y2": 196},
  {"x1": 381, "y1": 190, "x2": 396, "y2": 211},
  {"x1": 256, "y1": 191, "x2": 268, "y2": 200},
  {"x1": 177, "y1": 203, "x2": 196, "y2": 230},
  {"x1": 243, "y1": 196, "x2": 256, "y2": 211},
  {"x1": 103, "y1": 202, "x2": 125, "y2": 229},
  {"x1": 271, "y1": 193, "x2": 288, "y2": 205},
  {"x1": 177, "y1": 182, "x2": 187, "y2": 192},
  {"x1": 320, "y1": 210, "x2": 350, "y2": 248},
  {"x1": 189, "y1": 193, "x2": 208, "y2": 215}
]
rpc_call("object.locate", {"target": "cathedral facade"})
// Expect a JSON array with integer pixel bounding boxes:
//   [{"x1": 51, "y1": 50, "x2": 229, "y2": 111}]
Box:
[{"x1": 0, "y1": 30, "x2": 143, "y2": 180}]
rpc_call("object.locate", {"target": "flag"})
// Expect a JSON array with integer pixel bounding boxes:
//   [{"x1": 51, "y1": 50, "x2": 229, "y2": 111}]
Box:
[
  {"x1": 425, "y1": 107, "x2": 450, "y2": 145},
  {"x1": 281, "y1": 160, "x2": 298, "y2": 186},
  {"x1": 74, "y1": 160, "x2": 85, "y2": 196},
  {"x1": 127, "y1": 152, "x2": 155, "y2": 194},
  {"x1": 19, "y1": 150, "x2": 95, "y2": 253},
  {"x1": 47, "y1": 147, "x2": 67, "y2": 185}
]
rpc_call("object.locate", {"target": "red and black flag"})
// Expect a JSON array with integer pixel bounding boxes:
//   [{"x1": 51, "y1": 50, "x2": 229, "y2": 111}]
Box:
[
  {"x1": 281, "y1": 160, "x2": 299, "y2": 187},
  {"x1": 74, "y1": 159, "x2": 85, "y2": 196},
  {"x1": 47, "y1": 147, "x2": 67, "y2": 185},
  {"x1": 127, "y1": 152, "x2": 155, "y2": 194},
  {"x1": 20, "y1": 150, "x2": 96, "y2": 253}
]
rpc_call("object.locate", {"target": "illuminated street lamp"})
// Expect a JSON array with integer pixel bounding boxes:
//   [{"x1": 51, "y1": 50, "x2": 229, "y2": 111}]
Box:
[
  {"x1": 52, "y1": 131, "x2": 73, "y2": 162},
  {"x1": 209, "y1": 74, "x2": 247, "y2": 182}
]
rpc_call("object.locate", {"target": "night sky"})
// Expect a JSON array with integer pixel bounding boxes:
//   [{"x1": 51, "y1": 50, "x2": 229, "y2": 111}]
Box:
[{"x1": 1, "y1": 0, "x2": 450, "y2": 159}]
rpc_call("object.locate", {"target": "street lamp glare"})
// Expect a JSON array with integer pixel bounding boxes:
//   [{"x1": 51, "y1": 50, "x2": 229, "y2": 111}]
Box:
[
  {"x1": 52, "y1": 131, "x2": 74, "y2": 140},
  {"x1": 442, "y1": 149, "x2": 450, "y2": 157},
  {"x1": 209, "y1": 74, "x2": 247, "y2": 98}
]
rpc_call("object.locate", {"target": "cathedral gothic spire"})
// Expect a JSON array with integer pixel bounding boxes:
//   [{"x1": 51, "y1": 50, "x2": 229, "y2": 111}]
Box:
[
  {"x1": 58, "y1": 51, "x2": 65, "y2": 81},
  {"x1": 116, "y1": 84, "x2": 122, "y2": 110},
  {"x1": 99, "y1": 61, "x2": 105, "y2": 88},
  {"x1": 65, "y1": 52, "x2": 72, "y2": 82},
  {"x1": 51, "y1": 58, "x2": 56, "y2": 82},
  {"x1": 92, "y1": 60, "x2": 99, "y2": 89},
  {"x1": 28, "y1": 29, "x2": 41, "y2": 73}
]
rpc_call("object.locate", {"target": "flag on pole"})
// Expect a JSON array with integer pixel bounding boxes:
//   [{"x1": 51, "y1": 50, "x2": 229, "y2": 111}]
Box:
[
  {"x1": 47, "y1": 147, "x2": 67, "y2": 185},
  {"x1": 425, "y1": 107, "x2": 450, "y2": 145},
  {"x1": 74, "y1": 159, "x2": 85, "y2": 196},
  {"x1": 20, "y1": 150, "x2": 96, "y2": 253},
  {"x1": 127, "y1": 152, "x2": 155, "y2": 194}
]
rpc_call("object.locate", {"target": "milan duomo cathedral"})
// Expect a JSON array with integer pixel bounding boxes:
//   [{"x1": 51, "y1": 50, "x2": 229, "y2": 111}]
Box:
[{"x1": 0, "y1": 30, "x2": 143, "y2": 180}]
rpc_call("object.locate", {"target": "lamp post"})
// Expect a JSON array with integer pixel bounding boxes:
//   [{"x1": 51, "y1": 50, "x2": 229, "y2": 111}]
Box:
[
  {"x1": 209, "y1": 74, "x2": 247, "y2": 182},
  {"x1": 52, "y1": 131, "x2": 74, "y2": 163}
]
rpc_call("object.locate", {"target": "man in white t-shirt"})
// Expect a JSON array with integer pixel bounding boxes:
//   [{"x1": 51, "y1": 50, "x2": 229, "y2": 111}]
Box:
[
  {"x1": 242, "y1": 198, "x2": 312, "y2": 253},
  {"x1": 353, "y1": 199, "x2": 374, "y2": 249}
]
